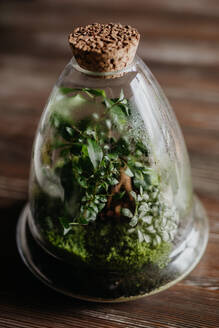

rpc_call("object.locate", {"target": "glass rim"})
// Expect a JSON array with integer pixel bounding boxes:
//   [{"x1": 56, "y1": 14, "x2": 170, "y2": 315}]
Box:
[{"x1": 70, "y1": 56, "x2": 137, "y2": 77}]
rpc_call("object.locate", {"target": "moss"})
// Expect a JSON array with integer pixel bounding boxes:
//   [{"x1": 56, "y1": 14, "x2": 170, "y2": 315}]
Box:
[
  {"x1": 44, "y1": 218, "x2": 171, "y2": 273},
  {"x1": 30, "y1": 182, "x2": 172, "y2": 278},
  {"x1": 46, "y1": 225, "x2": 88, "y2": 262}
]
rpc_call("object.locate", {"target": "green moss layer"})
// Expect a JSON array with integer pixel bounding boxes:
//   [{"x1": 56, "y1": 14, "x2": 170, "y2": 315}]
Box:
[{"x1": 45, "y1": 218, "x2": 171, "y2": 273}]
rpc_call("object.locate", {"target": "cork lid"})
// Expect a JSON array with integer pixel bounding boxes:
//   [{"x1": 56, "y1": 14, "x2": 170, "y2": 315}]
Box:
[{"x1": 69, "y1": 23, "x2": 140, "y2": 74}]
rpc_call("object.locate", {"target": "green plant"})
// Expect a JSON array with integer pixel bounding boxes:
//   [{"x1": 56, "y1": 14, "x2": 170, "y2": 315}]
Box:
[{"x1": 39, "y1": 87, "x2": 178, "y2": 249}]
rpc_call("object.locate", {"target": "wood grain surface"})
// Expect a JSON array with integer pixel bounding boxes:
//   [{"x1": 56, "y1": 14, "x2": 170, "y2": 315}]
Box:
[{"x1": 0, "y1": 0, "x2": 219, "y2": 327}]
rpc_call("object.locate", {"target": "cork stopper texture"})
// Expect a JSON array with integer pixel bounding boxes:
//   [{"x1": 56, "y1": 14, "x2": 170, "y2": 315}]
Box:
[{"x1": 69, "y1": 23, "x2": 140, "y2": 74}]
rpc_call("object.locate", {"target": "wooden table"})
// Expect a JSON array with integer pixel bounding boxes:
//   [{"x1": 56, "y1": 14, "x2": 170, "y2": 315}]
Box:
[{"x1": 0, "y1": 1, "x2": 219, "y2": 327}]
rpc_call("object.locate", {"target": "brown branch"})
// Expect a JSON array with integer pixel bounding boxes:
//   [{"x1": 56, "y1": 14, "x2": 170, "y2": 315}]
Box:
[{"x1": 107, "y1": 167, "x2": 133, "y2": 214}]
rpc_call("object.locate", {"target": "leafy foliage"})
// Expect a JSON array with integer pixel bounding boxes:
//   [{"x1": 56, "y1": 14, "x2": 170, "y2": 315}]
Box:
[
  {"x1": 87, "y1": 138, "x2": 103, "y2": 169},
  {"x1": 43, "y1": 87, "x2": 178, "y2": 246}
]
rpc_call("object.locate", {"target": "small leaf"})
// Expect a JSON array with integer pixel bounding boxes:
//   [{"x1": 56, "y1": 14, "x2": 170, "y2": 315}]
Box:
[
  {"x1": 104, "y1": 98, "x2": 112, "y2": 109},
  {"x1": 109, "y1": 177, "x2": 119, "y2": 185},
  {"x1": 92, "y1": 113, "x2": 99, "y2": 120},
  {"x1": 162, "y1": 231, "x2": 170, "y2": 242},
  {"x1": 137, "y1": 229, "x2": 144, "y2": 243},
  {"x1": 156, "y1": 235, "x2": 162, "y2": 245},
  {"x1": 143, "y1": 234, "x2": 151, "y2": 243},
  {"x1": 109, "y1": 105, "x2": 127, "y2": 128},
  {"x1": 130, "y1": 191, "x2": 137, "y2": 200},
  {"x1": 135, "y1": 161, "x2": 143, "y2": 168},
  {"x1": 85, "y1": 128, "x2": 96, "y2": 138},
  {"x1": 118, "y1": 103, "x2": 130, "y2": 116},
  {"x1": 137, "y1": 195, "x2": 143, "y2": 202},
  {"x1": 60, "y1": 87, "x2": 76, "y2": 94},
  {"x1": 101, "y1": 181, "x2": 109, "y2": 191},
  {"x1": 121, "y1": 208, "x2": 133, "y2": 218},
  {"x1": 147, "y1": 226, "x2": 156, "y2": 233},
  {"x1": 90, "y1": 204, "x2": 99, "y2": 213},
  {"x1": 87, "y1": 139, "x2": 103, "y2": 169},
  {"x1": 125, "y1": 167, "x2": 134, "y2": 177},
  {"x1": 136, "y1": 141, "x2": 149, "y2": 156},
  {"x1": 103, "y1": 145, "x2": 110, "y2": 152},
  {"x1": 77, "y1": 177, "x2": 88, "y2": 188},
  {"x1": 108, "y1": 153, "x2": 118, "y2": 160},
  {"x1": 128, "y1": 228, "x2": 135, "y2": 234},
  {"x1": 129, "y1": 215, "x2": 138, "y2": 227},
  {"x1": 84, "y1": 208, "x2": 94, "y2": 221},
  {"x1": 63, "y1": 226, "x2": 72, "y2": 235},
  {"x1": 142, "y1": 193, "x2": 149, "y2": 201},
  {"x1": 119, "y1": 89, "x2": 124, "y2": 101},
  {"x1": 140, "y1": 185, "x2": 143, "y2": 196},
  {"x1": 65, "y1": 126, "x2": 75, "y2": 137},
  {"x1": 59, "y1": 217, "x2": 71, "y2": 235},
  {"x1": 105, "y1": 119, "x2": 112, "y2": 130},
  {"x1": 82, "y1": 144, "x2": 88, "y2": 156},
  {"x1": 60, "y1": 87, "x2": 106, "y2": 98},
  {"x1": 139, "y1": 203, "x2": 149, "y2": 213},
  {"x1": 50, "y1": 112, "x2": 77, "y2": 141},
  {"x1": 141, "y1": 215, "x2": 153, "y2": 224},
  {"x1": 99, "y1": 195, "x2": 107, "y2": 202},
  {"x1": 83, "y1": 88, "x2": 106, "y2": 98}
]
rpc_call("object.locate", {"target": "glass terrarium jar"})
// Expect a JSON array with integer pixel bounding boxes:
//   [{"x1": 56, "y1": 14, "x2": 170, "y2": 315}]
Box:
[{"x1": 17, "y1": 23, "x2": 208, "y2": 302}]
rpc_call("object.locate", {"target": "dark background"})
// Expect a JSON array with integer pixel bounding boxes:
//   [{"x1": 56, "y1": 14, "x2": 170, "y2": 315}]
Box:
[{"x1": 0, "y1": 1, "x2": 219, "y2": 327}]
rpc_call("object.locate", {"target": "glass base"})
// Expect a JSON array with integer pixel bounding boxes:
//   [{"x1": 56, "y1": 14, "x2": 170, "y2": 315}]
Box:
[{"x1": 16, "y1": 196, "x2": 208, "y2": 303}]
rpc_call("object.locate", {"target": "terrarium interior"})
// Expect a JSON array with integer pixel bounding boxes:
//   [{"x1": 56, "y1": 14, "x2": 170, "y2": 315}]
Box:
[{"x1": 17, "y1": 23, "x2": 208, "y2": 302}]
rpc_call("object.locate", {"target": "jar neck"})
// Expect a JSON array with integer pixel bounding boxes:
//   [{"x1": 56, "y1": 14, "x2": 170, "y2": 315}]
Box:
[{"x1": 70, "y1": 56, "x2": 137, "y2": 78}]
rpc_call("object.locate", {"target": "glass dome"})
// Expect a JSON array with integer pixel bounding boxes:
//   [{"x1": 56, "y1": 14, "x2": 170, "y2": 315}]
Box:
[{"x1": 17, "y1": 55, "x2": 208, "y2": 302}]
